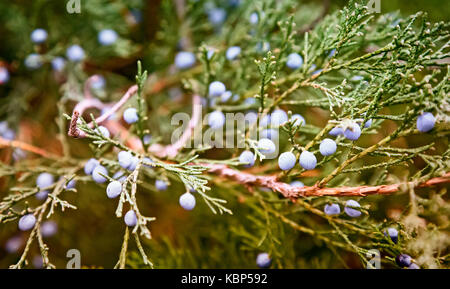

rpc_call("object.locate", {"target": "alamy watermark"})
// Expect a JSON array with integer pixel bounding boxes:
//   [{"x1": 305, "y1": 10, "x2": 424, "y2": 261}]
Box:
[
  {"x1": 366, "y1": 249, "x2": 381, "y2": 269},
  {"x1": 66, "y1": 0, "x2": 81, "y2": 14},
  {"x1": 66, "y1": 248, "x2": 81, "y2": 269}
]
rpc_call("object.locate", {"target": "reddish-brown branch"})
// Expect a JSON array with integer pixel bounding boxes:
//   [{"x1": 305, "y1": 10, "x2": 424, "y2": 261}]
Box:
[
  {"x1": 0, "y1": 137, "x2": 59, "y2": 159},
  {"x1": 206, "y1": 164, "x2": 450, "y2": 198},
  {"x1": 68, "y1": 84, "x2": 138, "y2": 138},
  {"x1": 149, "y1": 94, "x2": 201, "y2": 158}
]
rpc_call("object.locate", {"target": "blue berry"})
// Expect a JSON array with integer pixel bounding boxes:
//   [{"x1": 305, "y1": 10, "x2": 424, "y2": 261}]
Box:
[
  {"x1": 286, "y1": 53, "x2": 303, "y2": 70},
  {"x1": 363, "y1": 119, "x2": 372, "y2": 128},
  {"x1": 30, "y1": 28, "x2": 48, "y2": 44},
  {"x1": 270, "y1": 109, "x2": 288, "y2": 126},
  {"x1": 256, "y1": 252, "x2": 271, "y2": 268},
  {"x1": 143, "y1": 134, "x2": 152, "y2": 145},
  {"x1": 221, "y1": 91, "x2": 233, "y2": 102},
  {"x1": 175, "y1": 51, "x2": 196, "y2": 69},
  {"x1": 41, "y1": 221, "x2": 57, "y2": 237},
  {"x1": 155, "y1": 179, "x2": 168, "y2": 191},
  {"x1": 328, "y1": 49, "x2": 336, "y2": 58},
  {"x1": 260, "y1": 128, "x2": 278, "y2": 140},
  {"x1": 84, "y1": 158, "x2": 100, "y2": 175},
  {"x1": 384, "y1": 227, "x2": 398, "y2": 243},
  {"x1": 209, "y1": 81, "x2": 226, "y2": 97},
  {"x1": 118, "y1": 151, "x2": 133, "y2": 169},
  {"x1": 290, "y1": 181, "x2": 304, "y2": 187},
  {"x1": 257, "y1": 138, "x2": 276, "y2": 156},
  {"x1": 127, "y1": 156, "x2": 139, "y2": 171},
  {"x1": 344, "y1": 200, "x2": 361, "y2": 217},
  {"x1": 344, "y1": 123, "x2": 361, "y2": 141},
  {"x1": 291, "y1": 114, "x2": 305, "y2": 127},
  {"x1": 179, "y1": 192, "x2": 196, "y2": 210},
  {"x1": 278, "y1": 152, "x2": 296, "y2": 171},
  {"x1": 208, "y1": 8, "x2": 226, "y2": 26},
  {"x1": 91, "y1": 75, "x2": 106, "y2": 90},
  {"x1": 408, "y1": 263, "x2": 420, "y2": 269},
  {"x1": 319, "y1": 138, "x2": 337, "y2": 156},
  {"x1": 324, "y1": 204, "x2": 341, "y2": 216},
  {"x1": 18, "y1": 214, "x2": 36, "y2": 231},
  {"x1": 92, "y1": 165, "x2": 108, "y2": 184},
  {"x1": 24, "y1": 54, "x2": 43, "y2": 70},
  {"x1": 351, "y1": 75, "x2": 364, "y2": 81},
  {"x1": 113, "y1": 171, "x2": 127, "y2": 182},
  {"x1": 299, "y1": 151, "x2": 317, "y2": 170},
  {"x1": 66, "y1": 45, "x2": 85, "y2": 62},
  {"x1": 98, "y1": 29, "x2": 118, "y2": 46},
  {"x1": 123, "y1": 108, "x2": 139, "y2": 124},
  {"x1": 207, "y1": 49, "x2": 215, "y2": 60},
  {"x1": 0, "y1": 67, "x2": 10, "y2": 85},
  {"x1": 245, "y1": 111, "x2": 258, "y2": 125},
  {"x1": 106, "y1": 181, "x2": 122, "y2": 199},
  {"x1": 259, "y1": 114, "x2": 271, "y2": 128},
  {"x1": 143, "y1": 157, "x2": 154, "y2": 168},
  {"x1": 51, "y1": 57, "x2": 66, "y2": 72},
  {"x1": 36, "y1": 191, "x2": 49, "y2": 200},
  {"x1": 416, "y1": 112, "x2": 436, "y2": 132},
  {"x1": 208, "y1": 110, "x2": 226, "y2": 129},
  {"x1": 96, "y1": 126, "x2": 110, "y2": 138},
  {"x1": 2, "y1": 129, "x2": 15, "y2": 140},
  {"x1": 65, "y1": 179, "x2": 76, "y2": 190},
  {"x1": 226, "y1": 46, "x2": 241, "y2": 60},
  {"x1": 36, "y1": 173, "x2": 54, "y2": 189},
  {"x1": 5, "y1": 236, "x2": 23, "y2": 253},
  {"x1": 124, "y1": 210, "x2": 137, "y2": 227},
  {"x1": 239, "y1": 151, "x2": 255, "y2": 168},
  {"x1": 329, "y1": 126, "x2": 344, "y2": 137},
  {"x1": 244, "y1": 97, "x2": 257, "y2": 106},
  {"x1": 249, "y1": 12, "x2": 259, "y2": 25},
  {"x1": 395, "y1": 254, "x2": 412, "y2": 267}
]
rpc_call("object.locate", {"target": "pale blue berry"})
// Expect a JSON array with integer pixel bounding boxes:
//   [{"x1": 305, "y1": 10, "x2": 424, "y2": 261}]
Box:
[
  {"x1": 286, "y1": 53, "x2": 303, "y2": 70},
  {"x1": 416, "y1": 112, "x2": 436, "y2": 132},
  {"x1": 179, "y1": 192, "x2": 196, "y2": 210},
  {"x1": 123, "y1": 107, "x2": 139, "y2": 124},
  {"x1": 256, "y1": 252, "x2": 271, "y2": 268},
  {"x1": 18, "y1": 214, "x2": 36, "y2": 231},
  {"x1": 98, "y1": 29, "x2": 118, "y2": 46},
  {"x1": 329, "y1": 126, "x2": 344, "y2": 137},
  {"x1": 299, "y1": 151, "x2": 317, "y2": 170},
  {"x1": 127, "y1": 156, "x2": 139, "y2": 171},
  {"x1": 344, "y1": 200, "x2": 361, "y2": 217},
  {"x1": 324, "y1": 204, "x2": 340, "y2": 216},
  {"x1": 328, "y1": 49, "x2": 336, "y2": 58},
  {"x1": 36, "y1": 173, "x2": 54, "y2": 189},
  {"x1": 408, "y1": 263, "x2": 420, "y2": 269},
  {"x1": 244, "y1": 97, "x2": 257, "y2": 106},
  {"x1": 92, "y1": 165, "x2": 108, "y2": 184},
  {"x1": 208, "y1": 8, "x2": 226, "y2": 25},
  {"x1": 66, "y1": 45, "x2": 85, "y2": 62},
  {"x1": 84, "y1": 158, "x2": 99, "y2": 175},
  {"x1": 5, "y1": 236, "x2": 23, "y2": 253},
  {"x1": 2, "y1": 129, "x2": 15, "y2": 140},
  {"x1": 155, "y1": 179, "x2": 168, "y2": 191},
  {"x1": 245, "y1": 111, "x2": 258, "y2": 125},
  {"x1": 260, "y1": 128, "x2": 278, "y2": 140},
  {"x1": 143, "y1": 134, "x2": 152, "y2": 145},
  {"x1": 41, "y1": 221, "x2": 57, "y2": 237},
  {"x1": 278, "y1": 152, "x2": 296, "y2": 171},
  {"x1": 30, "y1": 28, "x2": 48, "y2": 44},
  {"x1": 249, "y1": 12, "x2": 259, "y2": 25},
  {"x1": 51, "y1": 57, "x2": 66, "y2": 72},
  {"x1": 0, "y1": 67, "x2": 10, "y2": 84},
  {"x1": 96, "y1": 126, "x2": 110, "y2": 138},
  {"x1": 106, "y1": 181, "x2": 122, "y2": 199},
  {"x1": 239, "y1": 150, "x2": 255, "y2": 167},
  {"x1": 384, "y1": 227, "x2": 398, "y2": 243},
  {"x1": 91, "y1": 75, "x2": 106, "y2": 90},
  {"x1": 175, "y1": 51, "x2": 196, "y2": 69},
  {"x1": 319, "y1": 138, "x2": 337, "y2": 156},
  {"x1": 291, "y1": 114, "x2": 305, "y2": 126},
  {"x1": 24, "y1": 54, "x2": 43, "y2": 70},
  {"x1": 226, "y1": 46, "x2": 241, "y2": 60},
  {"x1": 290, "y1": 181, "x2": 304, "y2": 187},
  {"x1": 208, "y1": 110, "x2": 226, "y2": 129},
  {"x1": 221, "y1": 91, "x2": 233, "y2": 102},
  {"x1": 344, "y1": 123, "x2": 361, "y2": 141},
  {"x1": 209, "y1": 81, "x2": 226, "y2": 97},
  {"x1": 395, "y1": 254, "x2": 412, "y2": 267},
  {"x1": 259, "y1": 114, "x2": 271, "y2": 128},
  {"x1": 363, "y1": 119, "x2": 372, "y2": 128},
  {"x1": 118, "y1": 151, "x2": 133, "y2": 169},
  {"x1": 124, "y1": 210, "x2": 137, "y2": 227},
  {"x1": 270, "y1": 109, "x2": 288, "y2": 126},
  {"x1": 258, "y1": 138, "x2": 276, "y2": 155},
  {"x1": 143, "y1": 157, "x2": 154, "y2": 168},
  {"x1": 113, "y1": 171, "x2": 127, "y2": 183},
  {"x1": 36, "y1": 191, "x2": 48, "y2": 200},
  {"x1": 65, "y1": 179, "x2": 76, "y2": 190}
]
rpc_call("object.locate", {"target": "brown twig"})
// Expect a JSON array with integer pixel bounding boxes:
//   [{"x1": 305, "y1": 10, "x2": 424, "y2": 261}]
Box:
[
  {"x1": 206, "y1": 164, "x2": 450, "y2": 198},
  {"x1": 0, "y1": 136, "x2": 59, "y2": 159}
]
